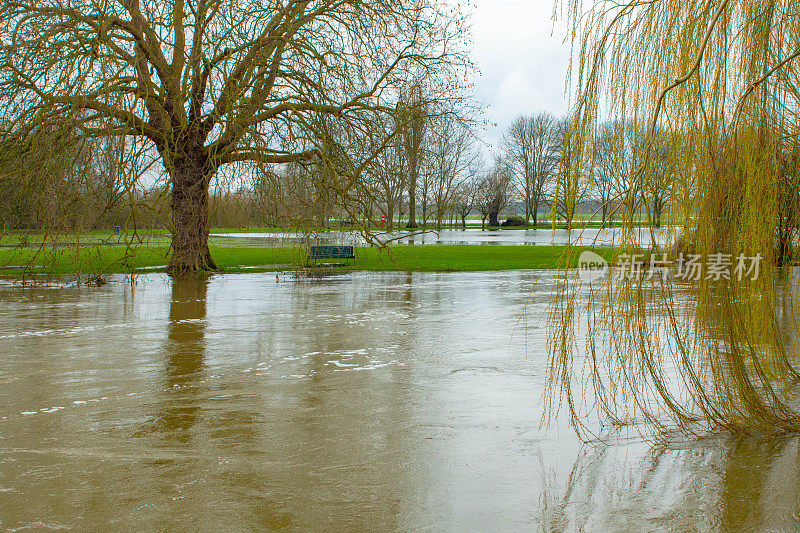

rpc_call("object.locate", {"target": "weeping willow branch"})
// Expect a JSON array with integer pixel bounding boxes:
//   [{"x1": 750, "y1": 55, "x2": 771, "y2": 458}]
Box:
[{"x1": 549, "y1": 0, "x2": 800, "y2": 438}]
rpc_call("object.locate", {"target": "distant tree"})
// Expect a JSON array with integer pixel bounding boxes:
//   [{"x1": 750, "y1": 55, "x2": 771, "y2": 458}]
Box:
[
  {"x1": 399, "y1": 84, "x2": 428, "y2": 229},
  {"x1": 551, "y1": 117, "x2": 587, "y2": 230},
  {"x1": 419, "y1": 153, "x2": 433, "y2": 227},
  {"x1": 452, "y1": 176, "x2": 479, "y2": 230},
  {"x1": 645, "y1": 129, "x2": 674, "y2": 228},
  {"x1": 370, "y1": 119, "x2": 406, "y2": 230},
  {"x1": 478, "y1": 159, "x2": 511, "y2": 228},
  {"x1": 593, "y1": 121, "x2": 630, "y2": 224},
  {"x1": 426, "y1": 114, "x2": 480, "y2": 229},
  {"x1": 623, "y1": 124, "x2": 674, "y2": 227},
  {"x1": 502, "y1": 113, "x2": 558, "y2": 225}
]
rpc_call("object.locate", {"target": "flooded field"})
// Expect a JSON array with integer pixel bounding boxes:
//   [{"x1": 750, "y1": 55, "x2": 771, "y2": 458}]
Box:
[
  {"x1": 0, "y1": 272, "x2": 798, "y2": 531},
  {"x1": 213, "y1": 226, "x2": 671, "y2": 248}
]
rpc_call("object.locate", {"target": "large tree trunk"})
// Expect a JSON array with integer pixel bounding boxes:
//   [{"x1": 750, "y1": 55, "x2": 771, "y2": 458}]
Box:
[
  {"x1": 168, "y1": 154, "x2": 218, "y2": 275},
  {"x1": 489, "y1": 210, "x2": 499, "y2": 227}
]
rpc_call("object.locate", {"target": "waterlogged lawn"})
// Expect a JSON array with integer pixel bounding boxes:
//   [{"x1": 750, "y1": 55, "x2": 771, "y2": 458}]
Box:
[{"x1": 0, "y1": 243, "x2": 620, "y2": 275}]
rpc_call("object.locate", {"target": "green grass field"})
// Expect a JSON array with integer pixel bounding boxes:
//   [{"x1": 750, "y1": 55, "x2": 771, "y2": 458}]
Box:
[{"x1": 0, "y1": 243, "x2": 619, "y2": 276}]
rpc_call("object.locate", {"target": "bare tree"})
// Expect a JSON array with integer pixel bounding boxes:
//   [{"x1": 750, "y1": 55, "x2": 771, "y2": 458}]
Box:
[
  {"x1": 452, "y1": 175, "x2": 479, "y2": 230},
  {"x1": 551, "y1": 117, "x2": 588, "y2": 230},
  {"x1": 356, "y1": 113, "x2": 407, "y2": 229},
  {"x1": 0, "y1": 0, "x2": 468, "y2": 274},
  {"x1": 622, "y1": 123, "x2": 674, "y2": 228},
  {"x1": 502, "y1": 113, "x2": 558, "y2": 226},
  {"x1": 369, "y1": 121, "x2": 405, "y2": 229},
  {"x1": 398, "y1": 83, "x2": 428, "y2": 229},
  {"x1": 477, "y1": 158, "x2": 511, "y2": 229},
  {"x1": 593, "y1": 121, "x2": 629, "y2": 224},
  {"x1": 645, "y1": 128, "x2": 673, "y2": 228},
  {"x1": 419, "y1": 153, "x2": 433, "y2": 227},
  {"x1": 426, "y1": 114, "x2": 479, "y2": 229}
]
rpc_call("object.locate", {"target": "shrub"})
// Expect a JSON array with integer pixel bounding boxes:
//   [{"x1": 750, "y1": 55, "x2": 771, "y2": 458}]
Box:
[{"x1": 501, "y1": 215, "x2": 527, "y2": 227}]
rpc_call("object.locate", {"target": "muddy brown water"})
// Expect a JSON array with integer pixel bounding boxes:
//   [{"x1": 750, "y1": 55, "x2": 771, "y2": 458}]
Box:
[{"x1": 0, "y1": 272, "x2": 798, "y2": 531}]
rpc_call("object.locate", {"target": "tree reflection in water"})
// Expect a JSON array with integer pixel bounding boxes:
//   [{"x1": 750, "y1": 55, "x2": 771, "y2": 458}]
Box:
[
  {"x1": 538, "y1": 434, "x2": 800, "y2": 531},
  {"x1": 156, "y1": 275, "x2": 209, "y2": 441}
]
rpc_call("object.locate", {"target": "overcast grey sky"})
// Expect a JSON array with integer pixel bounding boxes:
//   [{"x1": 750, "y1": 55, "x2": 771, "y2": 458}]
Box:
[{"x1": 469, "y1": 0, "x2": 571, "y2": 156}]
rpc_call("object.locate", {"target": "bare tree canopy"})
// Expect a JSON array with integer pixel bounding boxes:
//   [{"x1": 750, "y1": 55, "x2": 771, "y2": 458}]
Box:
[
  {"x1": 0, "y1": 0, "x2": 470, "y2": 274},
  {"x1": 452, "y1": 174, "x2": 479, "y2": 230},
  {"x1": 502, "y1": 113, "x2": 558, "y2": 226},
  {"x1": 477, "y1": 157, "x2": 511, "y2": 229},
  {"x1": 425, "y1": 112, "x2": 480, "y2": 229},
  {"x1": 398, "y1": 82, "x2": 427, "y2": 229},
  {"x1": 550, "y1": 116, "x2": 586, "y2": 230},
  {"x1": 592, "y1": 121, "x2": 631, "y2": 224}
]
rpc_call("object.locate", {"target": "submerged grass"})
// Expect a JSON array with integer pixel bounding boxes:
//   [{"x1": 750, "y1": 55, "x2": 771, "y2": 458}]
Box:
[{"x1": 0, "y1": 243, "x2": 618, "y2": 275}]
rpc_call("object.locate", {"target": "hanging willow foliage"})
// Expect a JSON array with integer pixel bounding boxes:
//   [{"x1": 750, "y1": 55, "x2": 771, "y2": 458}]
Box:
[{"x1": 548, "y1": 0, "x2": 800, "y2": 437}]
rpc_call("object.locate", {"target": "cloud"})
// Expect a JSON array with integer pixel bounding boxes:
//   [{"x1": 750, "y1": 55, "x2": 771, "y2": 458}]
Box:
[
  {"x1": 494, "y1": 70, "x2": 538, "y2": 122},
  {"x1": 467, "y1": 0, "x2": 572, "y2": 155}
]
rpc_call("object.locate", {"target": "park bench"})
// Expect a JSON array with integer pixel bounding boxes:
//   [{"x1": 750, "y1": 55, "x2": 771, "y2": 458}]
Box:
[{"x1": 308, "y1": 245, "x2": 355, "y2": 264}]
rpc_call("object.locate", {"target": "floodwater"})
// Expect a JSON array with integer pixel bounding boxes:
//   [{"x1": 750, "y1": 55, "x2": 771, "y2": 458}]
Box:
[
  {"x1": 213, "y1": 226, "x2": 671, "y2": 248},
  {"x1": 0, "y1": 272, "x2": 798, "y2": 531}
]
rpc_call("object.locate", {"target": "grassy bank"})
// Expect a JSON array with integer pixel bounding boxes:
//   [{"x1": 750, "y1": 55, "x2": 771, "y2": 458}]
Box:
[
  {"x1": 0, "y1": 244, "x2": 618, "y2": 276},
  {"x1": 348, "y1": 245, "x2": 616, "y2": 272}
]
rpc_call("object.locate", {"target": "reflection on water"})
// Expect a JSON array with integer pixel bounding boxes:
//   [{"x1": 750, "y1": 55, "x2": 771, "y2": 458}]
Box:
[
  {"x1": 152, "y1": 277, "x2": 208, "y2": 441},
  {"x1": 541, "y1": 434, "x2": 800, "y2": 531},
  {"x1": 0, "y1": 271, "x2": 797, "y2": 531}
]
